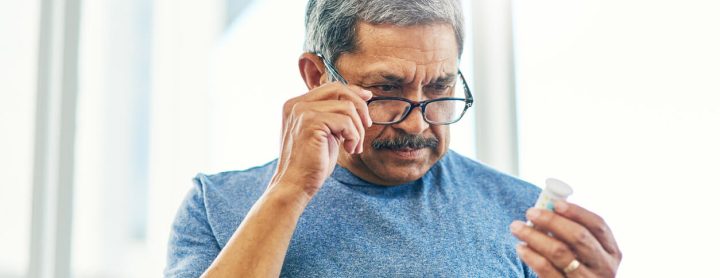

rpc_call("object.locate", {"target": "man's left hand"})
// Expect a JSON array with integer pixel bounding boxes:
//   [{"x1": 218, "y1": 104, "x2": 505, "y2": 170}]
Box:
[{"x1": 510, "y1": 201, "x2": 622, "y2": 277}]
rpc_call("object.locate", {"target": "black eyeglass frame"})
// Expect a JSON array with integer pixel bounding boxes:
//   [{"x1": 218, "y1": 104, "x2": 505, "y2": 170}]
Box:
[{"x1": 316, "y1": 53, "x2": 474, "y2": 125}]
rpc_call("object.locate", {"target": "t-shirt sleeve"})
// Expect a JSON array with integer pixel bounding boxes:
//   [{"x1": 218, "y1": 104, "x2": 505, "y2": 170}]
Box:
[{"x1": 164, "y1": 178, "x2": 221, "y2": 277}]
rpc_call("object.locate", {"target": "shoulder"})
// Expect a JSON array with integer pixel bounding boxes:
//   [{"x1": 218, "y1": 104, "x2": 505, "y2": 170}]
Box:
[
  {"x1": 165, "y1": 160, "x2": 278, "y2": 276},
  {"x1": 193, "y1": 160, "x2": 277, "y2": 199},
  {"x1": 438, "y1": 150, "x2": 541, "y2": 212},
  {"x1": 191, "y1": 160, "x2": 278, "y2": 244}
]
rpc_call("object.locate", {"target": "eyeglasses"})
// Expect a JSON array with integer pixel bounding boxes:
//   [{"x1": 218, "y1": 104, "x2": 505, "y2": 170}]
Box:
[{"x1": 317, "y1": 53, "x2": 474, "y2": 125}]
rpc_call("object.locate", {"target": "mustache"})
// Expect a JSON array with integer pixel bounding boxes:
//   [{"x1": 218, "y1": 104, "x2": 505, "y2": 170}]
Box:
[{"x1": 371, "y1": 133, "x2": 439, "y2": 150}]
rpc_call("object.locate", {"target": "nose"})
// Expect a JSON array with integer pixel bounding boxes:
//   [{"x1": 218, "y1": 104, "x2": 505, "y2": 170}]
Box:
[{"x1": 392, "y1": 105, "x2": 429, "y2": 135}]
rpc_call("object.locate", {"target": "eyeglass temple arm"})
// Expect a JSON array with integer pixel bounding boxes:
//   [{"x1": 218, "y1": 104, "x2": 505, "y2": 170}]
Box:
[
  {"x1": 316, "y1": 53, "x2": 348, "y2": 84},
  {"x1": 458, "y1": 70, "x2": 473, "y2": 105}
]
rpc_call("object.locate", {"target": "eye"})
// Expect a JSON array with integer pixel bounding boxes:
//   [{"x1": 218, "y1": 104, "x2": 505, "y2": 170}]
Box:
[
  {"x1": 432, "y1": 84, "x2": 450, "y2": 90},
  {"x1": 426, "y1": 84, "x2": 451, "y2": 95},
  {"x1": 371, "y1": 84, "x2": 401, "y2": 93}
]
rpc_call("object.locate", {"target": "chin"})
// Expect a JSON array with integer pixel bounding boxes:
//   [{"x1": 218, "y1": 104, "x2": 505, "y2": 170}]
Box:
[
  {"x1": 345, "y1": 147, "x2": 446, "y2": 186},
  {"x1": 366, "y1": 150, "x2": 435, "y2": 184}
]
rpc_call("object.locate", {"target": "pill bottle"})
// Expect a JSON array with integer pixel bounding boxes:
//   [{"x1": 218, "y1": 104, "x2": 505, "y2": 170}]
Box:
[{"x1": 527, "y1": 178, "x2": 573, "y2": 227}]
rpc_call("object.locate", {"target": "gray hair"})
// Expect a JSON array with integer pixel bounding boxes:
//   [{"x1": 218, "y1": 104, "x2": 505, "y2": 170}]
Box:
[{"x1": 304, "y1": 0, "x2": 465, "y2": 66}]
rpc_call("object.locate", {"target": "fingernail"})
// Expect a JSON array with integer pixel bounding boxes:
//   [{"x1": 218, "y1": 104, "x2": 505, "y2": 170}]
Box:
[
  {"x1": 526, "y1": 208, "x2": 541, "y2": 220},
  {"x1": 555, "y1": 201, "x2": 568, "y2": 213},
  {"x1": 510, "y1": 221, "x2": 523, "y2": 233}
]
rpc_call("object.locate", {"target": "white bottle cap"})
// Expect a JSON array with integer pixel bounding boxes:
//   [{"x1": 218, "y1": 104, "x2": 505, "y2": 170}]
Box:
[{"x1": 545, "y1": 178, "x2": 573, "y2": 200}]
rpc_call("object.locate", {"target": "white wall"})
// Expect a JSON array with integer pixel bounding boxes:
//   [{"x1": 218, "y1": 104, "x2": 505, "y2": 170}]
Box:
[
  {"x1": 514, "y1": 0, "x2": 720, "y2": 276},
  {"x1": 0, "y1": 0, "x2": 39, "y2": 276}
]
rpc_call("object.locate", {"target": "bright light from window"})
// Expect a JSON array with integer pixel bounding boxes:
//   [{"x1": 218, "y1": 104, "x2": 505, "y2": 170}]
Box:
[
  {"x1": 514, "y1": 0, "x2": 720, "y2": 276},
  {"x1": 0, "y1": 0, "x2": 39, "y2": 276}
]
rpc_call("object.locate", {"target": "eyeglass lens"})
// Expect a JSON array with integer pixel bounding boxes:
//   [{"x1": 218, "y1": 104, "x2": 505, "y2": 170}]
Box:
[{"x1": 367, "y1": 84, "x2": 468, "y2": 125}]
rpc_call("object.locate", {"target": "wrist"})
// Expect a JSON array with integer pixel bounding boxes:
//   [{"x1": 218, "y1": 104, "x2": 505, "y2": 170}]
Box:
[{"x1": 264, "y1": 181, "x2": 314, "y2": 213}]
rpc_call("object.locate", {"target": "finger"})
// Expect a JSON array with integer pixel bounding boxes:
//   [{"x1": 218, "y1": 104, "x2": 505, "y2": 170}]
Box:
[
  {"x1": 525, "y1": 208, "x2": 608, "y2": 268},
  {"x1": 347, "y1": 84, "x2": 373, "y2": 101},
  {"x1": 294, "y1": 100, "x2": 366, "y2": 153},
  {"x1": 511, "y1": 221, "x2": 577, "y2": 271},
  {"x1": 322, "y1": 113, "x2": 361, "y2": 154},
  {"x1": 303, "y1": 83, "x2": 373, "y2": 128},
  {"x1": 564, "y1": 262, "x2": 595, "y2": 278},
  {"x1": 284, "y1": 83, "x2": 358, "y2": 113},
  {"x1": 555, "y1": 201, "x2": 621, "y2": 257},
  {"x1": 304, "y1": 112, "x2": 361, "y2": 154},
  {"x1": 334, "y1": 84, "x2": 372, "y2": 129},
  {"x1": 516, "y1": 243, "x2": 564, "y2": 278},
  {"x1": 312, "y1": 82, "x2": 372, "y2": 101},
  {"x1": 348, "y1": 87, "x2": 373, "y2": 128}
]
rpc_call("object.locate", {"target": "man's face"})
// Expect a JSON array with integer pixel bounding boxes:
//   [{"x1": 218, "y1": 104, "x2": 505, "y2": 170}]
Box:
[{"x1": 334, "y1": 22, "x2": 459, "y2": 185}]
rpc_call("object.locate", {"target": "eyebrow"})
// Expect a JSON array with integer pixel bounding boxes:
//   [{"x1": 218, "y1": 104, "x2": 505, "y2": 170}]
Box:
[
  {"x1": 358, "y1": 72, "x2": 458, "y2": 85},
  {"x1": 432, "y1": 74, "x2": 457, "y2": 85},
  {"x1": 358, "y1": 72, "x2": 404, "y2": 84}
]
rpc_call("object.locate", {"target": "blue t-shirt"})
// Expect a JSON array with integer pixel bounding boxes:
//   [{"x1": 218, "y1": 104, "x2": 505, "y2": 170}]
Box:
[{"x1": 165, "y1": 150, "x2": 541, "y2": 277}]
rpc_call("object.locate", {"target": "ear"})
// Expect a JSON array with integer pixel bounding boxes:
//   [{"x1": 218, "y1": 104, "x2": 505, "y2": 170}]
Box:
[{"x1": 298, "y1": 53, "x2": 326, "y2": 90}]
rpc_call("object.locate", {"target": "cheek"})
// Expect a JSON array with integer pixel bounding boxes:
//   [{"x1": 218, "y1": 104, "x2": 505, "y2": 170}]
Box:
[
  {"x1": 362, "y1": 125, "x2": 386, "y2": 147},
  {"x1": 431, "y1": 125, "x2": 449, "y2": 147}
]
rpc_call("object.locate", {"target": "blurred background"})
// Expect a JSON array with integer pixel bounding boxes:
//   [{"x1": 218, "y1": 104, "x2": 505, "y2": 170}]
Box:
[{"x1": 1, "y1": 0, "x2": 718, "y2": 277}]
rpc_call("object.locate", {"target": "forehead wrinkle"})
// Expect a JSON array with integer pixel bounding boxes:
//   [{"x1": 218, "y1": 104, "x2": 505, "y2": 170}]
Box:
[
  {"x1": 364, "y1": 45, "x2": 451, "y2": 66},
  {"x1": 354, "y1": 22, "x2": 458, "y2": 56},
  {"x1": 367, "y1": 53, "x2": 450, "y2": 69},
  {"x1": 346, "y1": 22, "x2": 458, "y2": 86},
  {"x1": 359, "y1": 54, "x2": 454, "y2": 85},
  {"x1": 350, "y1": 59, "x2": 405, "y2": 83},
  {"x1": 431, "y1": 62, "x2": 457, "y2": 83},
  {"x1": 432, "y1": 73, "x2": 457, "y2": 84}
]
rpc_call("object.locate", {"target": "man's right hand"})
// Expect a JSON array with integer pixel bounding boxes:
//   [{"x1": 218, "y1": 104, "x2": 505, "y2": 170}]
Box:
[
  {"x1": 202, "y1": 82, "x2": 372, "y2": 278},
  {"x1": 270, "y1": 82, "x2": 373, "y2": 199}
]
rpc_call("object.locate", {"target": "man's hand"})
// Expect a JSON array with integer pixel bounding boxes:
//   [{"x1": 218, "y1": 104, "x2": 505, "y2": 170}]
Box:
[
  {"x1": 202, "y1": 83, "x2": 372, "y2": 277},
  {"x1": 271, "y1": 82, "x2": 373, "y2": 198},
  {"x1": 510, "y1": 201, "x2": 622, "y2": 278}
]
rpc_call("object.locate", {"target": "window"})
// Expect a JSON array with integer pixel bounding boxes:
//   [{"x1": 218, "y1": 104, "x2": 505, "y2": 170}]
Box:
[
  {"x1": 514, "y1": 0, "x2": 720, "y2": 276},
  {"x1": 72, "y1": 0, "x2": 153, "y2": 276},
  {"x1": 0, "y1": 0, "x2": 39, "y2": 276}
]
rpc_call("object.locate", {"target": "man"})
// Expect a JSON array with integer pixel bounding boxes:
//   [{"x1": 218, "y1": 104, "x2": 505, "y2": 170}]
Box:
[{"x1": 165, "y1": 0, "x2": 622, "y2": 277}]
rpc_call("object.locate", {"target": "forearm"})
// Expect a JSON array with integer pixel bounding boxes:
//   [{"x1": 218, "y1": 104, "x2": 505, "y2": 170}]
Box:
[{"x1": 201, "y1": 183, "x2": 311, "y2": 277}]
